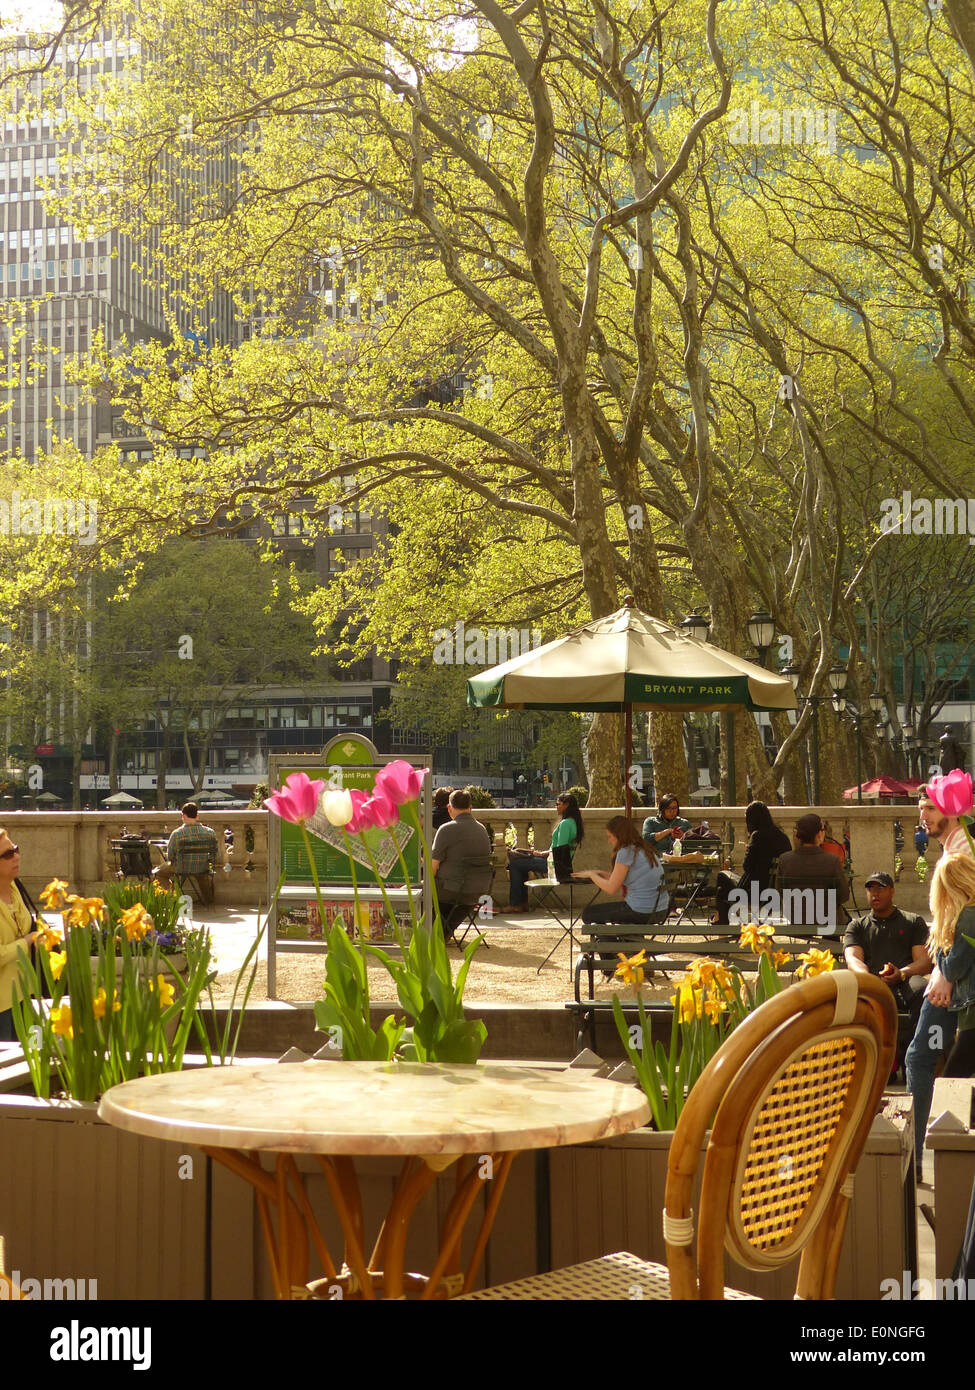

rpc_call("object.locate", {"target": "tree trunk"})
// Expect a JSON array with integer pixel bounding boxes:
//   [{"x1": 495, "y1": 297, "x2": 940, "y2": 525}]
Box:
[
  {"x1": 649, "y1": 712, "x2": 688, "y2": 804},
  {"x1": 108, "y1": 728, "x2": 119, "y2": 795},
  {"x1": 586, "y1": 713, "x2": 624, "y2": 806}
]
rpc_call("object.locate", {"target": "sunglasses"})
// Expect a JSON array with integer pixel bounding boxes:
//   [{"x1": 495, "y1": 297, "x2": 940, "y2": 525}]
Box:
[{"x1": 0, "y1": 844, "x2": 19, "y2": 859}]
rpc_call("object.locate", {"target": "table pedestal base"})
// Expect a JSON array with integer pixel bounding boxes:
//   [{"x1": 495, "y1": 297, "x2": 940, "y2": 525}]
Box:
[{"x1": 204, "y1": 1147, "x2": 519, "y2": 1300}]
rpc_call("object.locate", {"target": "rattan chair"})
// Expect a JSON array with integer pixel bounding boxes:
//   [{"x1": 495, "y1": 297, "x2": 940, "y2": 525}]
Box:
[{"x1": 461, "y1": 971, "x2": 896, "y2": 1301}]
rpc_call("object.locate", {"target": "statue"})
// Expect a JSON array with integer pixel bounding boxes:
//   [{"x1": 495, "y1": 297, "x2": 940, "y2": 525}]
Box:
[{"x1": 940, "y1": 727, "x2": 967, "y2": 774}]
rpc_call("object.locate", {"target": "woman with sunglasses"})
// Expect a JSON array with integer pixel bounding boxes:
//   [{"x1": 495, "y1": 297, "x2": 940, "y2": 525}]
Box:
[
  {"x1": 0, "y1": 830, "x2": 39, "y2": 1042},
  {"x1": 507, "y1": 793, "x2": 584, "y2": 911}
]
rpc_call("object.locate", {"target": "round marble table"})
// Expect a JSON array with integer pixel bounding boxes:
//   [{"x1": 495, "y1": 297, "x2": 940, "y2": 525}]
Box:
[{"x1": 98, "y1": 1060, "x2": 649, "y2": 1301}]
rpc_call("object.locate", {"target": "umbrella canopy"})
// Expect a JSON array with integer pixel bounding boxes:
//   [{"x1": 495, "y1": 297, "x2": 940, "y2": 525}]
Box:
[
  {"x1": 194, "y1": 788, "x2": 226, "y2": 802},
  {"x1": 843, "y1": 775, "x2": 921, "y2": 801},
  {"x1": 101, "y1": 791, "x2": 144, "y2": 808},
  {"x1": 33, "y1": 791, "x2": 63, "y2": 803},
  {"x1": 467, "y1": 601, "x2": 797, "y2": 814},
  {"x1": 466, "y1": 603, "x2": 796, "y2": 714}
]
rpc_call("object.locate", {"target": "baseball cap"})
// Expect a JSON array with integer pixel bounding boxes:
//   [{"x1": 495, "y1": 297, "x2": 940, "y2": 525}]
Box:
[
  {"x1": 795, "y1": 812, "x2": 823, "y2": 840},
  {"x1": 864, "y1": 871, "x2": 895, "y2": 889}
]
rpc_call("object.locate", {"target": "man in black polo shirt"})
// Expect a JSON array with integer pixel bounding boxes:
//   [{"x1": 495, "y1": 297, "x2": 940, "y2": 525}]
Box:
[
  {"x1": 430, "y1": 789, "x2": 493, "y2": 942},
  {"x1": 843, "y1": 871, "x2": 930, "y2": 1035}
]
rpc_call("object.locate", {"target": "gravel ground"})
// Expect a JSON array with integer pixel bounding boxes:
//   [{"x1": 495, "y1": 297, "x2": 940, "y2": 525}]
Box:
[{"x1": 207, "y1": 910, "x2": 704, "y2": 1006}]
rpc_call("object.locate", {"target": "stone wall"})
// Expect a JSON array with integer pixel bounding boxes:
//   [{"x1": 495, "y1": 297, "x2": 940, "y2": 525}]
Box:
[{"x1": 1, "y1": 802, "x2": 937, "y2": 914}]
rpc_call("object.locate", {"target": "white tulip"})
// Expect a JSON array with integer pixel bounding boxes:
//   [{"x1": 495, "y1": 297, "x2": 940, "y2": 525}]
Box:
[{"x1": 322, "y1": 788, "x2": 354, "y2": 826}]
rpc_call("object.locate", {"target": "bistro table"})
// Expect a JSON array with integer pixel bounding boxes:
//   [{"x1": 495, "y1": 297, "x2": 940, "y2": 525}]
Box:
[{"x1": 98, "y1": 1059, "x2": 649, "y2": 1300}]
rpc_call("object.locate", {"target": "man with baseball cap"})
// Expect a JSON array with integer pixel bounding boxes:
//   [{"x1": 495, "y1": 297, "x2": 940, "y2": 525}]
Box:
[{"x1": 844, "y1": 872, "x2": 930, "y2": 1043}]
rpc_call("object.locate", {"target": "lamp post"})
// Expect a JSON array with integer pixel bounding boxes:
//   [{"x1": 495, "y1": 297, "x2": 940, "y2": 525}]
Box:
[
  {"x1": 832, "y1": 691, "x2": 866, "y2": 804},
  {"x1": 781, "y1": 662, "x2": 847, "y2": 805},
  {"x1": 680, "y1": 611, "x2": 727, "y2": 801}
]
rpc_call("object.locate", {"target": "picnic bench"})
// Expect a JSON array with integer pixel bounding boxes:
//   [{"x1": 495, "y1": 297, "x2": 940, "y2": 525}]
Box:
[{"x1": 565, "y1": 916, "x2": 844, "y2": 1051}]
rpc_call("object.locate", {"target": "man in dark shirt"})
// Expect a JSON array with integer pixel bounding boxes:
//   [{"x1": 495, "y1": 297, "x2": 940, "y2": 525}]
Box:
[
  {"x1": 775, "y1": 812, "x2": 851, "y2": 927},
  {"x1": 843, "y1": 871, "x2": 930, "y2": 1032},
  {"x1": 430, "y1": 790, "x2": 493, "y2": 941}
]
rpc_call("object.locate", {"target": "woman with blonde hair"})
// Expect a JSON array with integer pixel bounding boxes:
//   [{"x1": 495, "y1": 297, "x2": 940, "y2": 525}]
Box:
[
  {"x1": 926, "y1": 854, "x2": 975, "y2": 1076},
  {"x1": 907, "y1": 853, "x2": 975, "y2": 1168}
]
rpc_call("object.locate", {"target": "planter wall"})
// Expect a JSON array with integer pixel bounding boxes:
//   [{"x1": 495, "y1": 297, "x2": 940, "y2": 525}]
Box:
[{"x1": 0, "y1": 1067, "x2": 915, "y2": 1300}]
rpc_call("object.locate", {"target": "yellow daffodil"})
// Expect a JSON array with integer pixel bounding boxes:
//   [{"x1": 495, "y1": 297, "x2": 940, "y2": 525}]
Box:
[
  {"x1": 738, "y1": 921, "x2": 775, "y2": 953},
  {"x1": 39, "y1": 878, "x2": 70, "y2": 910},
  {"x1": 671, "y1": 981, "x2": 702, "y2": 1023},
  {"x1": 771, "y1": 949, "x2": 790, "y2": 970},
  {"x1": 149, "y1": 974, "x2": 175, "y2": 1008},
  {"x1": 713, "y1": 963, "x2": 736, "y2": 998},
  {"x1": 92, "y1": 987, "x2": 121, "y2": 1020},
  {"x1": 65, "y1": 895, "x2": 106, "y2": 929},
  {"x1": 120, "y1": 905, "x2": 153, "y2": 941},
  {"x1": 50, "y1": 1004, "x2": 73, "y2": 1039},
  {"x1": 798, "y1": 947, "x2": 836, "y2": 979},
  {"x1": 34, "y1": 919, "x2": 63, "y2": 952},
  {"x1": 703, "y1": 996, "x2": 726, "y2": 1024},
  {"x1": 687, "y1": 957, "x2": 719, "y2": 987},
  {"x1": 48, "y1": 949, "x2": 67, "y2": 981},
  {"x1": 614, "y1": 949, "x2": 647, "y2": 989}
]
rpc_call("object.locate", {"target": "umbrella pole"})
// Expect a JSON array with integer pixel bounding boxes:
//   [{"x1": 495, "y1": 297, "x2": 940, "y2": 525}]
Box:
[{"x1": 625, "y1": 705, "x2": 633, "y2": 818}]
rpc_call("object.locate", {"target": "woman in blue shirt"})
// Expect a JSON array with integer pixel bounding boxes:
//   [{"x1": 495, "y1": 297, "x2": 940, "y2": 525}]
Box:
[{"x1": 576, "y1": 817, "x2": 669, "y2": 969}]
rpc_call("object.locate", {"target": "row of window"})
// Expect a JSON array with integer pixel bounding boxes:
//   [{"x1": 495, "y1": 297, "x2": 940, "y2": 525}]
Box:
[
  {"x1": 4, "y1": 259, "x2": 107, "y2": 281},
  {"x1": 133, "y1": 702, "x2": 375, "y2": 734}
]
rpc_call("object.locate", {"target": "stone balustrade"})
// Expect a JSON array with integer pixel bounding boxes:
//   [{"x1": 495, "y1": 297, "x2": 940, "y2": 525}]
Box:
[
  {"x1": 2, "y1": 811, "x2": 269, "y2": 906},
  {"x1": 1, "y1": 803, "x2": 938, "y2": 914}
]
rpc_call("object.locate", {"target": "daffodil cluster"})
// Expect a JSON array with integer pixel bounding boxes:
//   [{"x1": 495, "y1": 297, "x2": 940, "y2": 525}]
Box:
[{"x1": 738, "y1": 921, "x2": 789, "y2": 972}]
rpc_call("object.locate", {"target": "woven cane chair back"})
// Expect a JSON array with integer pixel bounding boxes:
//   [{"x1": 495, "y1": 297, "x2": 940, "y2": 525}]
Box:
[{"x1": 664, "y1": 971, "x2": 896, "y2": 1300}]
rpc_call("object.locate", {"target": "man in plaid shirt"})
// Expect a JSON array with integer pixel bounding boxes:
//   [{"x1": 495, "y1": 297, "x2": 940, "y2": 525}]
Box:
[{"x1": 163, "y1": 802, "x2": 219, "y2": 904}]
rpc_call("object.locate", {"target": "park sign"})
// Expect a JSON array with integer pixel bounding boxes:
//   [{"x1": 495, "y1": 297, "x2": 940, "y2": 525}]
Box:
[{"x1": 466, "y1": 604, "x2": 797, "y2": 714}]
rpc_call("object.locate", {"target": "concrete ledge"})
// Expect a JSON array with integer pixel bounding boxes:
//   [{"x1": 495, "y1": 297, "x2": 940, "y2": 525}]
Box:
[{"x1": 202, "y1": 1000, "x2": 582, "y2": 1061}]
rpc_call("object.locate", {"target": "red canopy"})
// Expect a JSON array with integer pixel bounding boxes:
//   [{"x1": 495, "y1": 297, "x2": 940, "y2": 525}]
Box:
[{"x1": 843, "y1": 775, "x2": 922, "y2": 801}]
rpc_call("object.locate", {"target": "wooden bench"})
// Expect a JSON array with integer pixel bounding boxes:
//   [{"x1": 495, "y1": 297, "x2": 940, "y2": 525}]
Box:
[{"x1": 566, "y1": 917, "x2": 844, "y2": 1051}]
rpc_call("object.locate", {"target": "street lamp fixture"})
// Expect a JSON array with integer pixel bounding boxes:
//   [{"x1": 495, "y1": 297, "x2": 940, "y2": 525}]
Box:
[
  {"x1": 781, "y1": 663, "x2": 801, "y2": 691},
  {"x1": 831, "y1": 691, "x2": 847, "y2": 714},
  {"x1": 869, "y1": 691, "x2": 885, "y2": 715},
  {"x1": 679, "y1": 612, "x2": 711, "y2": 642},
  {"x1": 746, "y1": 610, "x2": 776, "y2": 657},
  {"x1": 828, "y1": 663, "x2": 848, "y2": 693}
]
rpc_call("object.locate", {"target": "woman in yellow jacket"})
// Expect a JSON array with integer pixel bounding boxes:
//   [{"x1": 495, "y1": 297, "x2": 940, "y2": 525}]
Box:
[{"x1": 0, "y1": 829, "x2": 39, "y2": 1042}]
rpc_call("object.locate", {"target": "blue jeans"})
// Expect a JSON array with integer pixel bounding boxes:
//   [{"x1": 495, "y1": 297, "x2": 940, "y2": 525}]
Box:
[
  {"x1": 507, "y1": 854, "x2": 549, "y2": 907},
  {"x1": 905, "y1": 998, "x2": 957, "y2": 1167}
]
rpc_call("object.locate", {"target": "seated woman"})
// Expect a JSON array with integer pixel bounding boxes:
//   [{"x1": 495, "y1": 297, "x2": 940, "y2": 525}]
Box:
[
  {"x1": 506, "y1": 794, "x2": 584, "y2": 910},
  {"x1": 712, "y1": 800, "x2": 792, "y2": 926},
  {"x1": 576, "y1": 816, "x2": 669, "y2": 970}
]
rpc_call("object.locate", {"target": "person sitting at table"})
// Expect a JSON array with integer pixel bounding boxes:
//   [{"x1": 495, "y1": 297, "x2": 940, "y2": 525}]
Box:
[
  {"x1": 576, "y1": 817, "x2": 669, "y2": 972},
  {"x1": 155, "y1": 802, "x2": 219, "y2": 905},
  {"x1": 642, "y1": 793, "x2": 691, "y2": 856},
  {"x1": 506, "y1": 793, "x2": 584, "y2": 911},
  {"x1": 711, "y1": 800, "x2": 791, "y2": 926},
  {"x1": 430, "y1": 789, "x2": 493, "y2": 941}
]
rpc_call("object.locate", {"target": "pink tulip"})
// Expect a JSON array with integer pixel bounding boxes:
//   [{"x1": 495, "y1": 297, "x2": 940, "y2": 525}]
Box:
[
  {"x1": 374, "y1": 760, "x2": 426, "y2": 806},
  {"x1": 925, "y1": 770, "x2": 974, "y2": 819},
  {"x1": 359, "y1": 790, "x2": 399, "y2": 830},
  {"x1": 346, "y1": 788, "x2": 373, "y2": 835},
  {"x1": 264, "y1": 772, "x2": 325, "y2": 825}
]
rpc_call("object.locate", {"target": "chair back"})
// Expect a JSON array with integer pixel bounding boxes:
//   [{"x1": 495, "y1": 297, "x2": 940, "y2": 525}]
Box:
[
  {"x1": 777, "y1": 874, "x2": 847, "y2": 930},
  {"x1": 663, "y1": 971, "x2": 896, "y2": 1299}
]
